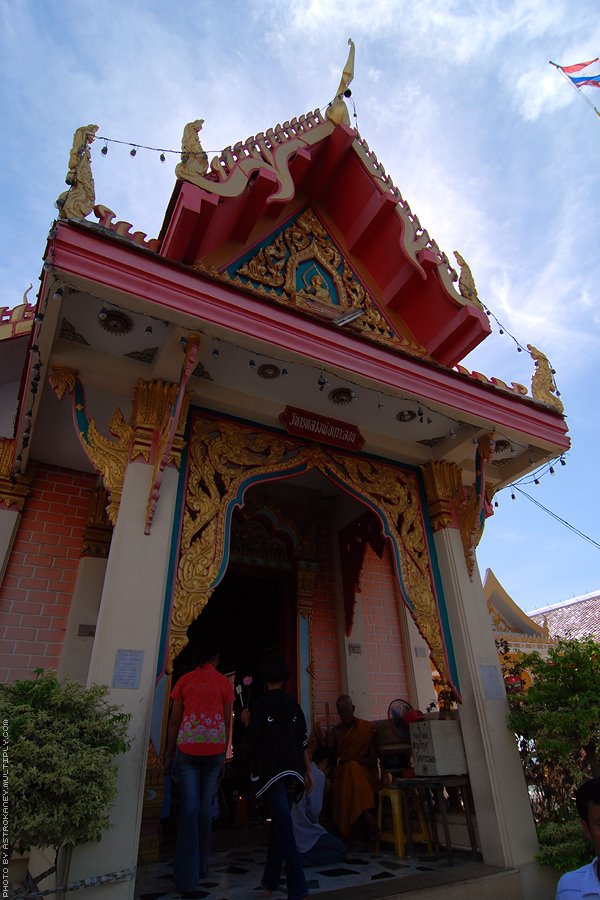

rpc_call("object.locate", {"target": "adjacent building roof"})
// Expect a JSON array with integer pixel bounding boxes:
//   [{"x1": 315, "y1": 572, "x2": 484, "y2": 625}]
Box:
[{"x1": 529, "y1": 591, "x2": 600, "y2": 641}]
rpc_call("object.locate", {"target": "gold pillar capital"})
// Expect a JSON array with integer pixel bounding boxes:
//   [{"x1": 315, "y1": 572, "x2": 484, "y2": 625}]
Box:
[
  {"x1": 420, "y1": 460, "x2": 463, "y2": 532},
  {"x1": 0, "y1": 462, "x2": 37, "y2": 511}
]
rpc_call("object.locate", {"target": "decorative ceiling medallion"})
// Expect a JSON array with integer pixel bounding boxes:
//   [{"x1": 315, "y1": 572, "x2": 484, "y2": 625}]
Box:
[
  {"x1": 258, "y1": 364, "x2": 281, "y2": 380},
  {"x1": 329, "y1": 388, "x2": 354, "y2": 406},
  {"x1": 396, "y1": 409, "x2": 416, "y2": 423},
  {"x1": 417, "y1": 436, "x2": 445, "y2": 448},
  {"x1": 98, "y1": 310, "x2": 133, "y2": 335},
  {"x1": 124, "y1": 347, "x2": 158, "y2": 365},
  {"x1": 192, "y1": 362, "x2": 213, "y2": 381},
  {"x1": 60, "y1": 318, "x2": 89, "y2": 345},
  {"x1": 493, "y1": 439, "x2": 513, "y2": 454}
]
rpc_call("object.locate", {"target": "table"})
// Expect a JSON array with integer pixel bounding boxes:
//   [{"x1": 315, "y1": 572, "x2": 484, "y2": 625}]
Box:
[{"x1": 394, "y1": 775, "x2": 478, "y2": 864}]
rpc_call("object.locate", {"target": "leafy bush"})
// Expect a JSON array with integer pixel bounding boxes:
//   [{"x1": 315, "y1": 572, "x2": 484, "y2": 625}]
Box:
[
  {"x1": 537, "y1": 818, "x2": 594, "y2": 874},
  {"x1": 0, "y1": 670, "x2": 131, "y2": 857}
]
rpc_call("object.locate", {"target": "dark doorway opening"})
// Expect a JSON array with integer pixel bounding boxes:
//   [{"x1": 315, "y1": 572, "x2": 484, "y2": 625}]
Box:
[{"x1": 172, "y1": 569, "x2": 297, "y2": 695}]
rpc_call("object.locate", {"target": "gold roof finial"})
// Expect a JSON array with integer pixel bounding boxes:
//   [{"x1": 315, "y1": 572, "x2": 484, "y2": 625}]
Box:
[
  {"x1": 175, "y1": 119, "x2": 209, "y2": 182},
  {"x1": 326, "y1": 38, "x2": 355, "y2": 127},
  {"x1": 56, "y1": 124, "x2": 99, "y2": 219},
  {"x1": 453, "y1": 251, "x2": 485, "y2": 312},
  {"x1": 527, "y1": 343, "x2": 564, "y2": 413}
]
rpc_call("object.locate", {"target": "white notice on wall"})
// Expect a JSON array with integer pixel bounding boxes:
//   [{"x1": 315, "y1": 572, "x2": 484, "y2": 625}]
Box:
[
  {"x1": 112, "y1": 649, "x2": 144, "y2": 689},
  {"x1": 480, "y1": 664, "x2": 505, "y2": 700}
]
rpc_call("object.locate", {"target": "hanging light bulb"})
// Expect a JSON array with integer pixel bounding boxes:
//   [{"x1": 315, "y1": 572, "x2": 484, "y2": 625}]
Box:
[
  {"x1": 130, "y1": 147, "x2": 137, "y2": 157},
  {"x1": 549, "y1": 466, "x2": 555, "y2": 475},
  {"x1": 145, "y1": 323, "x2": 153, "y2": 335},
  {"x1": 160, "y1": 153, "x2": 166, "y2": 163},
  {"x1": 98, "y1": 307, "x2": 108, "y2": 321},
  {"x1": 534, "y1": 478, "x2": 540, "y2": 485},
  {"x1": 511, "y1": 492, "x2": 516, "y2": 500},
  {"x1": 281, "y1": 367, "x2": 288, "y2": 377},
  {"x1": 560, "y1": 457, "x2": 566, "y2": 466},
  {"x1": 212, "y1": 346, "x2": 220, "y2": 358},
  {"x1": 101, "y1": 144, "x2": 108, "y2": 156},
  {"x1": 52, "y1": 287, "x2": 64, "y2": 300}
]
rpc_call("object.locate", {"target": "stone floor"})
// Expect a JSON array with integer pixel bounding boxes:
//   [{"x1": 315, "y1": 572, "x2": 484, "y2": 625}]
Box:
[{"x1": 135, "y1": 824, "x2": 482, "y2": 900}]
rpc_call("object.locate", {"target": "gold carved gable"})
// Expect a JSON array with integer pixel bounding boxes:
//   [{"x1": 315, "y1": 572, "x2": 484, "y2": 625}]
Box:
[
  {"x1": 195, "y1": 208, "x2": 428, "y2": 359},
  {"x1": 169, "y1": 413, "x2": 455, "y2": 696}
]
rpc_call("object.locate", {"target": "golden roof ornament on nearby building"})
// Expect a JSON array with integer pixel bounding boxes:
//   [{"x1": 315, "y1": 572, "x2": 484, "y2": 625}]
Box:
[
  {"x1": 56, "y1": 124, "x2": 99, "y2": 219},
  {"x1": 527, "y1": 343, "x2": 564, "y2": 413},
  {"x1": 175, "y1": 119, "x2": 209, "y2": 182},
  {"x1": 453, "y1": 251, "x2": 485, "y2": 312},
  {"x1": 326, "y1": 38, "x2": 355, "y2": 127}
]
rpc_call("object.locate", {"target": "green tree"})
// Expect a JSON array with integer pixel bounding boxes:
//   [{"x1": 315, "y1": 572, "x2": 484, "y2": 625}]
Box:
[
  {"x1": 507, "y1": 636, "x2": 600, "y2": 782},
  {"x1": 0, "y1": 670, "x2": 131, "y2": 858}
]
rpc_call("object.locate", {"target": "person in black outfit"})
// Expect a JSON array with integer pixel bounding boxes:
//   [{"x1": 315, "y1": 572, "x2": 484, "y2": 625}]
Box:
[{"x1": 241, "y1": 654, "x2": 313, "y2": 900}]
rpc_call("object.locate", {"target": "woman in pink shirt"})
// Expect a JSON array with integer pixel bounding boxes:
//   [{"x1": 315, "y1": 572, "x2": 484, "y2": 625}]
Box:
[{"x1": 164, "y1": 640, "x2": 233, "y2": 895}]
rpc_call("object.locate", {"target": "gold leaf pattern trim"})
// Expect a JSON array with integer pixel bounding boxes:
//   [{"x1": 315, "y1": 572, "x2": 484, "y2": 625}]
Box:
[{"x1": 169, "y1": 414, "x2": 451, "y2": 688}]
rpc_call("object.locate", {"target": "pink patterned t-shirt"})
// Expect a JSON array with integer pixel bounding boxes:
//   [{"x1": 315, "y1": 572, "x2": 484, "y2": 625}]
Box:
[{"x1": 171, "y1": 664, "x2": 234, "y2": 756}]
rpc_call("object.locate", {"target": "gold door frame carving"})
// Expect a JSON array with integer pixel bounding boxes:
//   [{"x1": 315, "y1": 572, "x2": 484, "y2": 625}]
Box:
[{"x1": 169, "y1": 413, "x2": 456, "y2": 693}]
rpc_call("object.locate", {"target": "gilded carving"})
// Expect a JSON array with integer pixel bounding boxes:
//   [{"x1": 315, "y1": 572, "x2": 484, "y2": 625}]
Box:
[
  {"x1": 527, "y1": 344, "x2": 564, "y2": 414},
  {"x1": 170, "y1": 415, "x2": 452, "y2": 689},
  {"x1": 0, "y1": 285, "x2": 35, "y2": 341},
  {"x1": 200, "y1": 208, "x2": 428, "y2": 358},
  {"x1": 456, "y1": 435, "x2": 495, "y2": 577},
  {"x1": 50, "y1": 365, "x2": 131, "y2": 524},
  {"x1": 56, "y1": 124, "x2": 99, "y2": 219},
  {"x1": 48, "y1": 365, "x2": 77, "y2": 400},
  {"x1": 453, "y1": 251, "x2": 485, "y2": 312},
  {"x1": 175, "y1": 120, "x2": 209, "y2": 182},
  {"x1": 82, "y1": 487, "x2": 113, "y2": 558}
]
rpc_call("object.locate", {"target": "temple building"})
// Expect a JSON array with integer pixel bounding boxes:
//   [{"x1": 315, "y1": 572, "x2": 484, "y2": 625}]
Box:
[{"x1": 0, "y1": 46, "x2": 569, "y2": 900}]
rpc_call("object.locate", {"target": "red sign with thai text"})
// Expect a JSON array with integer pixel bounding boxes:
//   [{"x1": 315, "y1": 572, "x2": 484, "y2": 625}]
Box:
[{"x1": 279, "y1": 406, "x2": 365, "y2": 451}]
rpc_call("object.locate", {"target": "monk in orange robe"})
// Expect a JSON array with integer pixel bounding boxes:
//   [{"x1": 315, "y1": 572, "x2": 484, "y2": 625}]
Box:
[{"x1": 330, "y1": 695, "x2": 379, "y2": 840}]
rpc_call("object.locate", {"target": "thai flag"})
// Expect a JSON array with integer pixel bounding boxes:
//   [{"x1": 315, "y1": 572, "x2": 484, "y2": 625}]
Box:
[{"x1": 558, "y1": 57, "x2": 600, "y2": 88}]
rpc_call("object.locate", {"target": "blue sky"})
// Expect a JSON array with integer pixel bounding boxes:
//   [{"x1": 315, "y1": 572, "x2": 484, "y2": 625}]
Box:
[{"x1": 1, "y1": 0, "x2": 598, "y2": 612}]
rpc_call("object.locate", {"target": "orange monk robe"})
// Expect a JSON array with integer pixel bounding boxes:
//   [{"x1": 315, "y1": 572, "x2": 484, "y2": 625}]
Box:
[{"x1": 332, "y1": 718, "x2": 379, "y2": 838}]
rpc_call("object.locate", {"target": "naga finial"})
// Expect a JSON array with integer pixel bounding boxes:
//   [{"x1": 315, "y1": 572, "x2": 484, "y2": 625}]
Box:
[
  {"x1": 326, "y1": 39, "x2": 355, "y2": 127},
  {"x1": 453, "y1": 251, "x2": 485, "y2": 312},
  {"x1": 527, "y1": 343, "x2": 564, "y2": 413},
  {"x1": 56, "y1": 124, "x2": 99, "y2": 219},
  {"x1": 175, "y1": 119, "x2": 209, "y2": 182}
]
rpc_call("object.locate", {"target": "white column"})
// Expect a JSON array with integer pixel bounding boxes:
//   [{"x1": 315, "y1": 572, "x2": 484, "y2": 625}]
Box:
[
  {"x1": 67, "y1": 462, "x2": 179, "y2": 900},
  {"x1": 432, "y1": 526, "x2": 538, "y2": 868},
  {"x1": 0, "y1": 506, "x2": 20, "y2": 586},
  {"x1": 57, "y1": 557, "x2": 107, "y2": 684}
]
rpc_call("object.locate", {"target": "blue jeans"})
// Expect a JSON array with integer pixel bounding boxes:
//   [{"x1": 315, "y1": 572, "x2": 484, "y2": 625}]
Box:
[
  {"x1": 174, "y1": 749, "x2": 224, "y2": 891},
  {"x1": 262, "y1": 778, "x2": 308, "y2": 900},
  {"x1": 300, "y1": 832, "x2": 346, "y2": 867}
]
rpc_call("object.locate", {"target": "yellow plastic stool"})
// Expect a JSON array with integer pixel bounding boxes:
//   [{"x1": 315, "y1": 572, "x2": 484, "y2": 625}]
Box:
[{"x1": 376, "y1": 786, "x2": 431, "y2": 857}]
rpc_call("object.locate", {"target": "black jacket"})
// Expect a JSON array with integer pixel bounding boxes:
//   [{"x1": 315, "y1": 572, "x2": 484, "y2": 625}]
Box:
[{"x1": 246, "y1": 688, "x2": 307, "y2": 801}]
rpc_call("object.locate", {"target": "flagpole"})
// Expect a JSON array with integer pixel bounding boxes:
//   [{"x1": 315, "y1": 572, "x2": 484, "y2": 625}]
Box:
[{"x1": 549, "y1": 60, "x2": 600, "y2": 119}]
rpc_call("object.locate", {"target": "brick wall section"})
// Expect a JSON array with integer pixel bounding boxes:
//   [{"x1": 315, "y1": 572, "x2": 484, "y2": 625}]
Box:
[
  {"x1": 310, "y1": 509, "x2": 342, "y2": 725},
  {"x1": 360, "y1": 543, "x2": 410, "y2": 719},
  {"x1": 0, "y1": 464, "x2": 96, "y2": 683}
]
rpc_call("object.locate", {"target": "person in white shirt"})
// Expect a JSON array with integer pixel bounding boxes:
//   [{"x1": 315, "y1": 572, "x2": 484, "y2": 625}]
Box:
[
  {"x1": 556, "y1": 777, "x2": 600, "y2": 899},
  {"x1": 292, "y1": 746, "x2": 346, "y2": 866}
]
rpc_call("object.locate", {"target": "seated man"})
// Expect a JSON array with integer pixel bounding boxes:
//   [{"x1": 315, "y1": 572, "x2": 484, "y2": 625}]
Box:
[
  {"x1": 330, "y1": 694, "x2": 379, "y2": 841},
  {"x1": 291, "y1": 747, "x2": 347, "y2": 866}
]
